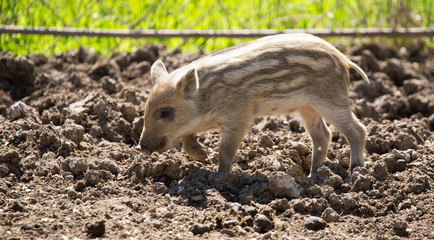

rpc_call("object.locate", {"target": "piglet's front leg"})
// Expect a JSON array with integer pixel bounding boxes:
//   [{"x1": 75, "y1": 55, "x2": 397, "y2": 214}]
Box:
[
  {"x1": 218, "y1": 119, "x2": 251, "y2": 173},
  {"x1": 182, "y1": 134, "x2": 208, "y2": 161}
]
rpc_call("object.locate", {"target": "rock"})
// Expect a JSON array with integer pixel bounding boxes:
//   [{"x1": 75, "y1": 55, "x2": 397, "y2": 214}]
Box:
[
  {"x1": 121, "y1": 103, "x2": 138, "y2": 122},
  {"x1": 260, "y1": 206, "x2": 275, "y2": 218},
  {"x1": 75, "y1": 46, "x2": 89, "y2": 63},
  {"x1": 321, "y1": 207, "x2": 340, "y2": 222},
  {"x1": 350, "y1": 170, "x2": 373, "y2": 192},
  {"x1": 313, "y1": 165, "x2": 333, "y2": 182},
  {"x1": 9, "y1": 101, "x2": 36, "y2": 120},
  {"x1": 398, "y1": 200, "x2": 412, "y2": 210},
  {"x1": 0, "y1": 149, "x2": 20, "y2": 164},
  {"x1": 89, "y1": 59, "x2": 120, "y2": 80},
  {"x1": 62, "y1": 122, "x2": 85, "y2": 144},
  {"x1": 268, "y1": 171, "x2": 302, "y2": 198},
  {"x1": 41, "y1": 107, "x2": 62, "y2": 125},
  {"x1": 69, "y1": 158, "x2": 88, "y2": 176},
  {"x1": 402, "y1": 79, "x2": 424, "y2": 95},
  {"x1": 231, "y1": 202, "x2": 242, "y2": 213},
  {"x1": 221, "y1": 228, "x2": 236, "y2": 237},
  {"x1": 326, "y1": 175, "x2": 344, "y2": 188},
  {"x1": 342, "y1": 194, "x2": 356, "y2": 210},
  {"x1": 269, "y1": 198, "x2": 289, "y2": 213},
  {"x1": 8, "y1": 201, "x2": 25, "y2": 212},
  {"x1": 405, "y1": 174, "x2": 428, "y2": 194},
  {"x1": 393, "y1": 219, "x2": 408, "y2": 231},
  {"x1": 382, "y1": 58, "x2": 406, "y2": 86},
  {"x1": 0, "y1": 179, "x2": 10, "y2": 194},
  {"x1": 101, "y1": 76, "x2": 121, "y2": 94},
  {"x1": 84, "y1": 170, "x2": 101, "y2": 186},
  {"x1": 69, "y1": 92, "x2": 98, "y2": 114},
  {"x1": 124, "y1": 61, "x2": 151, "y2": 80},
  {"x1": 74, "y1": 180, "x2": 86, "y2": 192},
  {"x1": 86, "y1": 219, "x2": 105, "y2": 237},
  {"x1": 262, "y1": 155, "x2": 283, "y2": 171},
  {"x1": 254, "y1": 214, "x2": 273, "y2": 233},
  {"x1": 407, "y1": 39, "x2": 425, "y2": 58},
  {"x1": 361, "y1": 50, "x2": 381, "y2": 72},
  {"x1": 351, "y1": 42, "x2": 397, "y2": 60},
  {"x1": 111, "y1": 52, "x2": 130, "y2": 70},
  {"x1": 223, "y1": 219, "x2": 237, "y2": 228},
  {"x1": 0, "y1": 55, "x2": 35, "y2": 85},
  {"x1": 90, "y1": 125, "x2": 103, "y2": 138},
  {"x1": 372, "y1": 161, "x2": 389, "y2": 180},
  {"x1": 0, "y1": 164, "x2": 9, "y2": 177},
  {"x1": 305, "y1": 216, "x2": 327, "y2": 230},
  {"x1": 338, "y1": 156, "x2": 350, "y2": 169},
  {"x1": 306, "y1": 198, "x2": 326, "y2": 213},
  {"x1": 191, "y1": 224, "x2": 211, "y2": 235},
  {"x1": 259, "y1": 134, "x2": 274, "y2": 148},
  {"x1": 428, "y1": 114, "x2": 434, "y2": 131},
  {"x1": 292, "y1": 199, "x2": 307, "y2": 212},
  {"x1": 67, "y1": 188, "x2": 78, "y2": 199},
  {"x1": 307, "y1": 185, "x2": 322, "y2": 197},
  {"x1": 243, "y1": 205, "x2": 258, "y2": 217},
  {"x1": 131, "y1": 47, "x2": 157, "y2": 63},
  {"x1": 93, "y1": 99, "x2": 108, "y2": 118},
  {"x1": 38, "y1": 125, "x2": 62, "y2": 151}
]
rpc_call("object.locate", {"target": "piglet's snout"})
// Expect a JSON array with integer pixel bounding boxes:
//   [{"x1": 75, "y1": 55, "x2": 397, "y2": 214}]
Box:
[{"x1": 135, "y1": 142, "x2": 152, "y2": 155}]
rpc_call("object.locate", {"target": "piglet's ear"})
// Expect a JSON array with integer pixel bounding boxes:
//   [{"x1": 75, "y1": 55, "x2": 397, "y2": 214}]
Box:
[
  {"x1": 175, "y1": 68, "x2": 199, "y2": 97},
  {"x1": 150, "y1": 60, "x2": 168, "y2": 84}
]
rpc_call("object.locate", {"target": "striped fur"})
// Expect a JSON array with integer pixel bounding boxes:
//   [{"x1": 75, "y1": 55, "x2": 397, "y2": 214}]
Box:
[{"x1": 137, "y1": 33, "x2": 369, "y2": 175}]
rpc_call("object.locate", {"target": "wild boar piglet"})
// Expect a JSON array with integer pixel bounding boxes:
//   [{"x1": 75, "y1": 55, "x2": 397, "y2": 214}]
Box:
[{"x1": 136, "y1": 33, "x2": 369, "y2": 175}]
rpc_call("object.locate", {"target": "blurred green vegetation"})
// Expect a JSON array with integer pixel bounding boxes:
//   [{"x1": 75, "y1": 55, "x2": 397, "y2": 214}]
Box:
[{"x1": 1, "y1": 0, "x2": 433, "y2": 56}]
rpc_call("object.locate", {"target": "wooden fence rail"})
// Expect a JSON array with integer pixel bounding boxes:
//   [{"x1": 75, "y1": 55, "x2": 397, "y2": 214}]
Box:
[{"x1": 1, "y1": 25, "x2": 434, "y2": 38}]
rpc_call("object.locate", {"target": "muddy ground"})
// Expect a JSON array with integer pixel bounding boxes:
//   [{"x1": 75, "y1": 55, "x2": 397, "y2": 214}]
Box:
[{"x1": 0, "y1": 40, "x2": 433, "y2": 239}]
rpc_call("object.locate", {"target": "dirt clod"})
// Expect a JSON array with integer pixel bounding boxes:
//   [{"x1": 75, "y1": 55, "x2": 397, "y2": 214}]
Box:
[
  {"x1": 254, "y1": 214, "x2": 274, "y2": 233},
  {"x1": 305, "y1": 216, "x2": 327, "y2": 230},
  {"x1": 321, "y1": 207, "x2": 340, "y2": 222},
  {"x1": 191, "y1": 224, "x2": 212, "y2": 235},
  {"x1": 86, "y1": 219, "x2": 105, "y2": 237}
]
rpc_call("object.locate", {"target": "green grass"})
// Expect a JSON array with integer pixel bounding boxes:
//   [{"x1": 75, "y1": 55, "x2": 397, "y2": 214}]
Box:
[{"x1": 1, "y1": 0, "x2": 433, "y2": 56}]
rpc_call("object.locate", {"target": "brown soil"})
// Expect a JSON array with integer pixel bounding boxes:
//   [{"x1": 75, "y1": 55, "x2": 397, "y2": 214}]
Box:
[{"x1": 0, "y1": 41, "x2": 433, "y2": 239}]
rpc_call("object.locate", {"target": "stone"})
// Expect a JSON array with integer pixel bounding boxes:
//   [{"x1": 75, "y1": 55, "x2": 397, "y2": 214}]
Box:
[
  {"x1": 259, "y1": 134, "x2": 274, "y2": 148},
  {"x1": 382, "y1": 58, "x2": 406, "y2": 86},
  {"x1": 62, "y1": 122, "x2": 85, "y2": 144},
  {"x1": 69, "y1": 158, "x2": 88, "y2": 176},
  {"x1": 9, "y1": 101, "x2": 35, "y2": 120},
  {"x1": 223, "y1": 219, "x2": 237, "y2": 228},
  {"x1": 268, "y1": 171, "x2": 302, "y2": 198},
  {"x1": 254, "y1": 214, "x2": 273, "y2": 233},
  {"x1": 372, "y1": 161, "x2": 389, "y2": 180},
  {"x1": 351, "y1": 171, "x2": 373, "y2": 192},
  {"x1": 321, "y1": 207, "x2": 340, "y2": 222},
  {"x1": 121, "y1": 103, "x2": 138, "y2": 122},
  {"x1": 0, "y1": 164, "x2": 10, "y2": 177},
  {"x1": 74, "y1": 180, "x2": 86, "y2": 192},
  {"x1": 305, "y1": 216, "x2": 327, "y2": 230},
  {"x1": 327, "y1": 175, "x2": 343, "y2": 188},
  {"x1": 86, "y1": 219, "x2": 105, "y2": 237},
  {"x1": 398, "y1": 200, "x2": 412, "y2": 210},
  {"x1": 393, "y1": 219, "x2": 408, "y2": 230},
  {"x1": 191, "y1": 224, "x2": 211, "y2": 235},
  {"x1": 69, "y1": 92, "x2": 98, "y2": 114},
  {"x1": 221, "y1": 228, "x2": 236, "y2": 237},
  {"x1": 101, "y1": 76, "x2": 121, "y2": 94}
]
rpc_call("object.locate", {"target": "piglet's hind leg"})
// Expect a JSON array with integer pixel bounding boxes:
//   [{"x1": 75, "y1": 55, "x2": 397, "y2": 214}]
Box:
[{"x1": 298, "y1": 106, "x2": 331, "y2": 176}]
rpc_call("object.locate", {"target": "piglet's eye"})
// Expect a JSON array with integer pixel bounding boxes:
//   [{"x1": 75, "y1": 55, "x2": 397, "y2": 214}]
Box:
[{"x1": 157, "y1": 107, "x2": 174, "y2": 121}]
